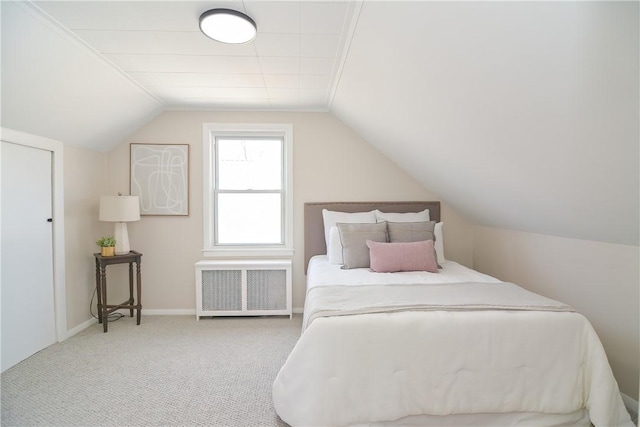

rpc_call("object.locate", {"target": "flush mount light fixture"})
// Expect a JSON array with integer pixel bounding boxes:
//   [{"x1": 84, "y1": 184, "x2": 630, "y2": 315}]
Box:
[{"x1": 199, "y1": 8, "x2": 257, "y2": 44}]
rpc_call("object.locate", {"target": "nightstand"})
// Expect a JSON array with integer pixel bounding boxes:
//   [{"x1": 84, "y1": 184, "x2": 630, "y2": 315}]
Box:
[{"x1": 94, "y1": 251, "x2": 142, "y2": 333}]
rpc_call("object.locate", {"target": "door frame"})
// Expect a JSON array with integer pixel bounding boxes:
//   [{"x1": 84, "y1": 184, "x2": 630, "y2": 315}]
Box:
[{"x1": 1, "y1": 127, "x2": 67, "y2": 342}]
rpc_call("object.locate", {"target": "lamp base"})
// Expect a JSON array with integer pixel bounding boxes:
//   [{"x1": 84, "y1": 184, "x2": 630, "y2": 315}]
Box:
[{"x1": 114, "y1": 222, "x2": 131, "y2": 255}]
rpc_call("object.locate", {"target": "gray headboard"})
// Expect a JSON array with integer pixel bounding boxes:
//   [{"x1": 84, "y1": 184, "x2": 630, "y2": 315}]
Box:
[{"x1": 304, "y1": 201, "x2": 441, "y2": 273}]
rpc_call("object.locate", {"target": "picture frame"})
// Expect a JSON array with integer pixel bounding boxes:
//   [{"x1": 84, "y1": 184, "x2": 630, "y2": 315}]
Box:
[{"x1": 130, "y1": 143, "x2": 189, "y2": 216}]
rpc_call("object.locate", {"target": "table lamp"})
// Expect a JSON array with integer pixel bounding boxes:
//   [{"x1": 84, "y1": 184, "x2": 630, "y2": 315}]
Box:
[{"x1": 99, "y1": 194, "x2": 140, "y2": 255}]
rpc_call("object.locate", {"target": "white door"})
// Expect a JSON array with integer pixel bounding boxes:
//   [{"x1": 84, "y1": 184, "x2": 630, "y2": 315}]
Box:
[{"x1": 1, "y1": 141, "x2": 56, "y2": 372}]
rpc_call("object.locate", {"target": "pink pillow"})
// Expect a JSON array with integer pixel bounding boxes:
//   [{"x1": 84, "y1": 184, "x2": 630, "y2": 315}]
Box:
[{"x1": 366, "y1": 240, "x2": 438, "y2": 273}]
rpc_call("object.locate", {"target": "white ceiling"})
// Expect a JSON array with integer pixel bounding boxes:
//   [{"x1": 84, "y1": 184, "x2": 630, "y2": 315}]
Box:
[
  {"x1": 1, "y1": 1, "x2": 638, "y2": 246},
  {"x1": 32, "y1": 0, "x2": 358, "y2": 110}
]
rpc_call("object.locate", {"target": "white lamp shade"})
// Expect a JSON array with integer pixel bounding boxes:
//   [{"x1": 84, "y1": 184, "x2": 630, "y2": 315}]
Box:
[
  {"x1": 99, "y1": 195, "x2": 140, "y2": 255},
  {"x1": 99, "y1": 196, "x2": 140, "y2": 222}
]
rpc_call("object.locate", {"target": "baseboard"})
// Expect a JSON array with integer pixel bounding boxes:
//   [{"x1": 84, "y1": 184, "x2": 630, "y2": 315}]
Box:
[
  {"x1": 109, "y1": 308, "x2": 196, "y2": 316},
  {"x1": 622, "y1": 393, "x2": 639, "y2": 422},
  {"x1": 147, "y1": 308, "x2": 301, "y2": 316},
  {"x1": 64, "y1": 310, "x2": 195, "y2": 339},
  {"x1": 138, "y1": 309, "x2": 196, "y2": 315},
  {"x1": 64, "y1": 317, "x2": 97, "y2": 340},
  {"x1": 66, "y1": 307, "x2": 295, "y2": 339}
]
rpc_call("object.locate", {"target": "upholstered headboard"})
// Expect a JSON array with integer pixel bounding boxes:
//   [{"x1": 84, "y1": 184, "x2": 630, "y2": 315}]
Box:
[{"x1": 304, "y1": 201, "x2": 441, "y2": 273}]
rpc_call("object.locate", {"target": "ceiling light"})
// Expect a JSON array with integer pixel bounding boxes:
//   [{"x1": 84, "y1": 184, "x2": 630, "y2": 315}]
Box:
[{"x1": 199, "y1": 8, "x2": 257, "y2": 44}]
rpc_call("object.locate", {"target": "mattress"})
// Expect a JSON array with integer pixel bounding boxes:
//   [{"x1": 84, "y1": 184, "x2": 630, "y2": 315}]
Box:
[{"x1": 272, "y1": 256, "x2": 632, "y2": 427}]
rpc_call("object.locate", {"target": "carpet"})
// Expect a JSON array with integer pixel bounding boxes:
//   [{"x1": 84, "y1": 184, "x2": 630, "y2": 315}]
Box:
[{"x1": 1, "y1": 315, "x2": 301, "y2": 426}]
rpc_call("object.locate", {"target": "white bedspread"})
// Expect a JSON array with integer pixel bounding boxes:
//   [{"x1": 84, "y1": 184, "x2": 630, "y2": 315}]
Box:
[
  {"x1": 303, "y1": 281, "x2": 574, "y2": 330},
  {"x1": 272, "y1": 257, "x2": 632, "y2": 427}
]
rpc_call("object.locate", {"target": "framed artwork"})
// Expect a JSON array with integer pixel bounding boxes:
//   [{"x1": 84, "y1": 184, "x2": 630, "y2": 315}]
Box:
[{"x1": 130, "y1": 143, "x2": 189, "y2": 216}]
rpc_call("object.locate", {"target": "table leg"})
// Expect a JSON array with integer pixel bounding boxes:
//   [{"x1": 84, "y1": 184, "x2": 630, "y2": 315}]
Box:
[
  {"x1": 95, "y1": 259, "x2": 102, "y2": 324},
  {"x1": 99, "y1": 265, "x2": 108, "y2": 333},
  {"x1": 128, "y1": 262, "x2": 134, "y2": 317},
  {"x1": 136, "y1": 260, "x2": 142, "y2": 325}
]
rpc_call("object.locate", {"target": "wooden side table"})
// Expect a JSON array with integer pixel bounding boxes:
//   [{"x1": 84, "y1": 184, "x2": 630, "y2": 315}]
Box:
[{"x1": 94, "y1": 250, "x2": 142, "y2": 333}]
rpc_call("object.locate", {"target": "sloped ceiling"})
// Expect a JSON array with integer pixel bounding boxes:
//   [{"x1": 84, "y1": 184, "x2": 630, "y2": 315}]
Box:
[
  {"x1": 1, "y1": 1, "x2": 638, "y2": 245},
  {"x1": 1, "y1": 0, "x2": 358, "y2": 149},
  {"x1": 331, "y1": 1, "x2": 639, "y2": 246},
  {"x1": 1, "y1": 2, "x2": 163, "y2": 151},
  {"x1": 28, "y1": 1, "x2": 358, "y2": 110}
]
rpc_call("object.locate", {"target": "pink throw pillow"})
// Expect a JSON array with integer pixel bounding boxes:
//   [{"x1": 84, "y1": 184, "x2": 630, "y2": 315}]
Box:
[{"x1": 366, "y1": 240, "x2": 438, "y2": 273}]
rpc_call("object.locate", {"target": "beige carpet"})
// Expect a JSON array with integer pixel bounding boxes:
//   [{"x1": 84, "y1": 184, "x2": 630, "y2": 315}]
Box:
[{"x1": 1, "y1": 315, "x2": 301, "y2": 426}]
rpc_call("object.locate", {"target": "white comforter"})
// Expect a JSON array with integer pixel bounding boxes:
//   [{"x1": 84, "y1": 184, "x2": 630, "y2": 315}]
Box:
[{"x1": 272, "y1": 257, "x2": 632, "y2": 427}]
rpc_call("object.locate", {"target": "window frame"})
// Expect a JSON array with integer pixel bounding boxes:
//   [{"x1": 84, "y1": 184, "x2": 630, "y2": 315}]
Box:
[
  {"x1": 202, "y1": 123, "x2": 293, "y2": 258},
  {"x1": 214, "y1": 136, "x2": 284, "y2": 246}
]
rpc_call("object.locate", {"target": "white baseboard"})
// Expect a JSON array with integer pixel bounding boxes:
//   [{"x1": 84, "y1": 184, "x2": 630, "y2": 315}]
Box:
[
  {"x1": 65, "y1": 307, "x2": 300, "y2": 340},
  {"x1": 64, "y1": 317, "x2": 98, "y2": 340},
  {"x1": 108, "y1": 308, "x2": 196, "y2": 316},
  {"x1": 141, "y1": 309, "x2": 196, "y2": 315},
  {"x1": 63, "y1": 310, "x2": 196, "y2": 339}
]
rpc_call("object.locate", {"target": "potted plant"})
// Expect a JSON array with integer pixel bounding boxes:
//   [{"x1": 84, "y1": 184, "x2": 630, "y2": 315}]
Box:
[{"x1": 96, "y1": 236, "x2": 116, "y2": 256}]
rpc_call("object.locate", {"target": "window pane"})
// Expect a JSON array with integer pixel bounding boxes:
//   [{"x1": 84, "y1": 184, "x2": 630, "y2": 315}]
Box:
[
  {"x1": 217, "y1": 139, "x2": 282, "y2": 190},
  {"x1": 217, "y1": 193, "x2": 282, "y2": 244}
]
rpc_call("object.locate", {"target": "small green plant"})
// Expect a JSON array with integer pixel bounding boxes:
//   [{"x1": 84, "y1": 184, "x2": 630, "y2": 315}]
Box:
[{"x1": 96, "y1": 236, "x2": 116, "y2": 247}]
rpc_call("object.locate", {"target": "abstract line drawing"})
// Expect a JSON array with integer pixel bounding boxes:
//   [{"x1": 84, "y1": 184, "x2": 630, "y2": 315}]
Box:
[{"x1": 130, "y1": 144, "x2": 189, "y2": 215}]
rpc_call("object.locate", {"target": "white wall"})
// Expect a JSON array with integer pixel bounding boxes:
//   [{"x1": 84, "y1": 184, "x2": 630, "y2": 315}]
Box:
[
  {"x1": 473, "y1": 226, "x2": 639, "y2": 400},
  {"x1": 105, "y1": 110, "x2": 473, "y2": 311},
  {"x1": 63, "y1": 145, "x2": 110, "y2": 330}
]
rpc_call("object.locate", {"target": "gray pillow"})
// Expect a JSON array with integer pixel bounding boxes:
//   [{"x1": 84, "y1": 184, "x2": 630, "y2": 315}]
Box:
[
  {"x1": 337, "y1": 222, "x2": 388, "y2": 269},
  {"x1": 387, "y1": 221, "x2": 436, "y2": 242},
  {"x1": 387, "y1": 221, "x2": 440, "y2": 267}
]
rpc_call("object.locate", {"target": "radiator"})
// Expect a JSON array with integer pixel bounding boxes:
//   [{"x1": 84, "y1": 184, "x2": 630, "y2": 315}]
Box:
[{"x1": 195, "y1": 259, "x2": 292, "y2": 319}]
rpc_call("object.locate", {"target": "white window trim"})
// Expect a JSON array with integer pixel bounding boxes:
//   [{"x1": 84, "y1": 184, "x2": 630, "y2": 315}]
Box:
[{"x1": 202, "y1": 123, "x2": 294, "y2": 258}]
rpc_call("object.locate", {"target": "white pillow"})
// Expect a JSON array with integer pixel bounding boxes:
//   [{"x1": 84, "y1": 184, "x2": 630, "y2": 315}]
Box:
[
  {"x1": 374, "y1": 209, "x2": 430, "y2": 223},
  {"x1": 434, "y1": 222, "x2": 445, "y2": 263},
  {"x1": 322, "y1": 209, "x2": 376, "y2": 251},
  {"x1": 328, "y1": 226, "x2": 344, "y2": 264}
]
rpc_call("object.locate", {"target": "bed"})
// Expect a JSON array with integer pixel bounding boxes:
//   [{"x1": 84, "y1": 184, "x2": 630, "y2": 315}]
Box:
[{"x1": 272, "y1": 201, "x2": 633, "y2": 427}]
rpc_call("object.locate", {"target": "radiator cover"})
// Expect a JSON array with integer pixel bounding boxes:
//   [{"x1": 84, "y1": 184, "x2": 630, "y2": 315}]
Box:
[{"x1": 195, "y1": 259, "x2": 292, "y2": 319}]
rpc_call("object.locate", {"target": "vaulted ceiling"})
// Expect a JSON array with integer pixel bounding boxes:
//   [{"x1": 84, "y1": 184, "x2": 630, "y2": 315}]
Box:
[
  {"x1": 2, "y1": 1, "x2": 638, "y2": 246},
  {"x1": 30, "y1": 1, "x2": 358, "y2": 110}
]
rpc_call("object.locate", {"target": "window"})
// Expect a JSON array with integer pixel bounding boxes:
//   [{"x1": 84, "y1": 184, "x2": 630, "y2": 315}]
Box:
[
  {"x1": 203, "y1": 123, "x2": 293, "y2": 257},
  {"x1": 215, "y1": 138, "x2": 282, "y2": 244}
]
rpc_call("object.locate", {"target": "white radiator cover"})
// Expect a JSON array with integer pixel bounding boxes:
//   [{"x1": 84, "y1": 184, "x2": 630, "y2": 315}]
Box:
[{"x1": 195, "y1": 259, "x2": 292, "y2": 319}]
